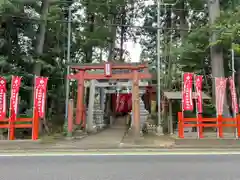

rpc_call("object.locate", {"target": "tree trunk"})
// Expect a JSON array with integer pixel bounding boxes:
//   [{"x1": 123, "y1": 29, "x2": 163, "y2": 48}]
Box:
[
  {"x1": 34, "y1": 0, "x2": 50, "y2": 76},
  {"x1": 164, "y1": 6, "x2": 172, "y2": 89},
  {"x1": 119, "y1": 6, "x2": 126, "y2": 61},
  {"x1": 84, "y1": 6, "x2": 94, "y2": 63},
  {"x1": 33, "y1": 0, "x2": 50, "y2": 134},
  {"x1": 84, "y1": 4, "x2": 95, "y2": 109},
  {"x1": 107, "y1": 15, "x2": 117, "y2": 61},
  {"x1": 208, "y1": 0, "x2": 231, "y2": 131},
  {"x1": 208, "y1": 0, "x2": 225, "y2": 78},
  {"x1": 104, "y1": 9, "x2": 118, "y2": 121},
  {"x1": 178, "y1": 0, "x2": 188, "y2": 40}
]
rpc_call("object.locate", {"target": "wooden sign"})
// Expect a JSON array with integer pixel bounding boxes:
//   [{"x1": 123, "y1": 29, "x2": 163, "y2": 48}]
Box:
[{"x1": 104, "y1": 62, "x2": 112, "y2": 77}]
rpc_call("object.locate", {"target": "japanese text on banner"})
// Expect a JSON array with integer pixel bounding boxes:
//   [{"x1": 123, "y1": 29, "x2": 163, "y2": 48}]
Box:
[
  {"x1": 34, "y1": 77, "x2": 48, "y2": 118},
  {"x1": 182, "y1": 73, "x2": 194, "y2": 111},
  {"x1": 229, "y1": 77, "x2": 239, "y2": 114},
  {"x1": 10, "y1": 76, "x2": 21, "y2": 119},
  {"x1": 195, "y1": 75, "x2": 203, "y2": 113},
  {"x1": 215, "y1": 77, "x2": 227, "y2": 116},
  {"x1": 0, "y1": 77, "x2": 6, "y2": 120}
]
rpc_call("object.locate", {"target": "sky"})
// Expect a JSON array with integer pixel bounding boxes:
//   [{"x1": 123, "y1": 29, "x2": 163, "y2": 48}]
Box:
[
  {"x1": 123, "y1": 41, "x2": 142, "y2": 62},
  {"x1": 120, "y1": 0, "x2": 154, "y2": 63}
]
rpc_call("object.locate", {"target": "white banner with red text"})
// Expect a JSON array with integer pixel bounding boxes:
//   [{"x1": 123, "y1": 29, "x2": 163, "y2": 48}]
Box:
[
  {"x1": 195, "y1": 75, "x2": 203, "y2": 113},
  {"x1": 229, "y1": 77, "x2": 239, "y2": 114},
  {"x1": 215, "y1": 77, "x2": 227, "y2": 116}
]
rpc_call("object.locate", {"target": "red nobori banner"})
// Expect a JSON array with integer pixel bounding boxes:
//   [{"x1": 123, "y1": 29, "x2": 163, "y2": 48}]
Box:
[
  {"x1": 34, "y1": 77, "x2": 48, "y2": 118},
  {"x1": 10, "y1": 76, "x2": 21, "y2": 118},
  {"x1": 215, "y1": 77, "x2": 227, "y2": 115},
  {"x1": 195, "y1": 75, "x2": 203, "y2": 113},
  {"x1": 229, "y1": 77, "x2": 239, "y2": 114},
  {"x1": 182, "y1": 73, "x2": 194, "y2": 111},
  {"x1": 0, "y1": 77, "x2": 7, "y2": 120}
]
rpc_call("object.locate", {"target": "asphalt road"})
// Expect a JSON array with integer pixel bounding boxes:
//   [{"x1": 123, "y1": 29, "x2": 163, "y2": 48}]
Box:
[{"x1": 0, "y1": 154, "x2": 240, "y2": 180}]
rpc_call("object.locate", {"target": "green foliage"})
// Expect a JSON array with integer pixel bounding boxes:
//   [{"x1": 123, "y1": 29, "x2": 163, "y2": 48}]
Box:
[
  {"x1": 2, "y1": 0, "x2": 240, "y2": 133},
  {"x1": 0, "y1": 0, "x2": 140, "y2": 133},
  {"x1": 139, "y1": 0, "x2": 240, "y2": 117}
]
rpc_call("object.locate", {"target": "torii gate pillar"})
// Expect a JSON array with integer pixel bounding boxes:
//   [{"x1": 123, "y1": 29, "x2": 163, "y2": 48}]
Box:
[
  {"x1": 76, "y1": 70, "x2": 84, "y2": 125},
  {"x1": 132, "y1": 69, "x2": 140, "y2": 138}
]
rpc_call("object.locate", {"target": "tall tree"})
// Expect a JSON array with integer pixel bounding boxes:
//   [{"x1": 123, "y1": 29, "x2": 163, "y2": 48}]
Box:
[
  {"x1": 34, "y1": 0, "x2": 50, "y2": 76},
  {"x1": 208, "y1": 0, "x2": 231, "y2": 118}
]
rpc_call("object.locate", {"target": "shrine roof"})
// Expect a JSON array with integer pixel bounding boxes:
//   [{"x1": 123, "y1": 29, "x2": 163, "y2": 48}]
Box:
[{"x1": 163, "y1": 91, "x2": 211, "y2": 100}]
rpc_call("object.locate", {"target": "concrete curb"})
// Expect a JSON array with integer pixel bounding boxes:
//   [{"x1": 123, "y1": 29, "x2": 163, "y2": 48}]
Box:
[
  {"x1": 3, "y1": 144, "x2": 240, "y2": 151},
  {"x1": 1, "y1": 148, "x2": 240, "y2": 154},
  {"x1": 181, "y1": 145, "x2": 240, "y2": 148}
]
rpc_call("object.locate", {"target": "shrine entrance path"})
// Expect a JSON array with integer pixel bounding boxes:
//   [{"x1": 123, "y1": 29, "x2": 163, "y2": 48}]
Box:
[{"x1": 52, "y1": 116, "x2": 127, "y2": 149}]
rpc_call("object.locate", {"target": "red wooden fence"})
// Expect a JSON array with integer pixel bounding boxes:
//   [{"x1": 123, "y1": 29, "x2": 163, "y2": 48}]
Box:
[
  {"x1": 178, "y1": 112, "x2": 240, "y2": 138},
  {"x1": 0, "y1": 109, "x2": 39, "y2": 140}
]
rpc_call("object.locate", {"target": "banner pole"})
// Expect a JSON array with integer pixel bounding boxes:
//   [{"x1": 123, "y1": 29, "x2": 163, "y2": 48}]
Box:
[
  {"x1": 216, "y1": 77, "x2": 227, "y2": 139},
  {"x1": 181, "y1": 72, "x2": 184, "y2": 137},
  {"x1": 194, "y1": 75, "x2": 200, "y2": 139},
  {"x1": 0, "y1": 77, "x2": 7, "y2": 121},
  {"x1": 214, "y1": 77, "x2": 220, "y2": 138},
  {"x1": 8, "y1": 76, "x2": 13, "y2": 140},
  {"x1": 32, "y1": 75, "x2": 38, "y2": 140},
  {"x1": 230, "y1": 76, "x2": 238, "y2": 139},
  {"x1": 234, "y1": 110, "x2": 237, "y2": 139},
  {"x1": 231, "y1": 48, "x2": 237, "y2": 138}
]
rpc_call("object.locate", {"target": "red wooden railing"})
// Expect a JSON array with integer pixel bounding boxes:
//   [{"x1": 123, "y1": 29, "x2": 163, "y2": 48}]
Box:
[
  {"x1": 178, "y1": 112, "x2": 240, "y2": 138},
  {"x1": 0, "y1": 109, "x2": 39, "y2": 140}
]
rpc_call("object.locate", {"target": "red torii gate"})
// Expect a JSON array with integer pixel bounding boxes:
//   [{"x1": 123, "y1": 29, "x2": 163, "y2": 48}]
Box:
[{"x1": 67, "y1": 62, "x2": 152, "y2": 136}]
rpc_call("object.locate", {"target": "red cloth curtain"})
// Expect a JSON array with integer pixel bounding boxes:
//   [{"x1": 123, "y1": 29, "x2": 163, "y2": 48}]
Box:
[{"x1": 113, "y1": 94, "x2": 132, "y2": 113}]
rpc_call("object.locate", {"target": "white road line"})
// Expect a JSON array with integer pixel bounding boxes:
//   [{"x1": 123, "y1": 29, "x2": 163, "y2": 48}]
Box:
[{"x1": 0, "y1": 151, "x2": 240, "y2": 157}]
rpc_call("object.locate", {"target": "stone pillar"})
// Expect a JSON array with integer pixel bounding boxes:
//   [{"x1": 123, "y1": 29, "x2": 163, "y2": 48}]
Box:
[
  {"x1": 93, "y1": 102, "x2": 104, "y2": 129},
  {"x1": 140, "y1": 96, "x2": 149, "y2": 132},
  {"x1": 100, "y1": 88, "x2": 105, "y2": 110},
  {"x1": 87, "y1": 80, "x2": 96, "y2": 132},
  {"x1": 130, "y1": 92, "x2": 148, "y2": 132}
]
